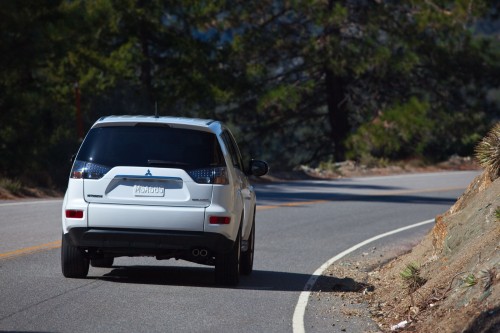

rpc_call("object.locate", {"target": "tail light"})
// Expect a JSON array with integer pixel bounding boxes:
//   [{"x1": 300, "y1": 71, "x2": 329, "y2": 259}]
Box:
[
  {"x1": 66, "y1": 210, "x2": 84, "y2": 218},
  {"x1": 188, "y1": 167, "x2": 229, "y2": 184},
  {"x1": 209, "y1": 216, "x2": 231, "y2": 224},
  {"x1": 71, "y1": 160, "x2": 110, "y2": 179}
]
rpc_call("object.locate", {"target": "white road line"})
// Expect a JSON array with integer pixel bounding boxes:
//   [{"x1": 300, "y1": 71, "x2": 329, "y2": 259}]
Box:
[
  {"x1": 0, "y1": 199, "x2": 62, "y2": 207},
  {"x1": 292, "y1": 218, "x2": 436, "y2": 333}
]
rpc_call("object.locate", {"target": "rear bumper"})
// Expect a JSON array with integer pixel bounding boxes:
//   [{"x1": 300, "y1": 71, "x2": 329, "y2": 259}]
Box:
[{"x1": 66, "y1": 227, "x2": 234, "y2": 254}]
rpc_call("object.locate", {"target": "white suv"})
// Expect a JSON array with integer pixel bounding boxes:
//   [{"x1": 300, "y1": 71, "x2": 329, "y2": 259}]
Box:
[{"x1": 61, "y1": 116, "x2": 268, "y2": 286}]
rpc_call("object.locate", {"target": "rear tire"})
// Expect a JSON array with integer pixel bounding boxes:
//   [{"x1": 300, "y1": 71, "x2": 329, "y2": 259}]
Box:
[
  {"x1": 91, "y1": 257, "x2": 114, "y2": 268},
  {"x1": 215, "y1": 229, "x2": 241, "y2": 286},
  {"x1": 61, "y1": 233, "x2": 89, "y2": 278},
  {"x1": 240, "y1": 219, "x2": 255, "y2": 275}
]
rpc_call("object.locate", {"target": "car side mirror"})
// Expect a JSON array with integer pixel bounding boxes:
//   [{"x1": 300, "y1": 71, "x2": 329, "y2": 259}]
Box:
[{"x1": 249, "y1": 159, "x2": 269, "y2": 177}]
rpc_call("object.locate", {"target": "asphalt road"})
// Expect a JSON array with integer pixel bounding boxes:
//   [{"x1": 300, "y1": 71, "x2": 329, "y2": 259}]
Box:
[{"x1": 0, "y1": 171, "x2": 479, "y2": 332}]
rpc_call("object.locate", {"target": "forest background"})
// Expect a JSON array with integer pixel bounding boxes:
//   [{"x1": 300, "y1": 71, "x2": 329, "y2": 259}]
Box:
[{"x1": 0, "y1": 0, "x2": 499, "y2": 190}]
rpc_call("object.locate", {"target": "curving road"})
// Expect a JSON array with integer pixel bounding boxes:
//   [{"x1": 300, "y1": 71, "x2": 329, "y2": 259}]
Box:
[{"x1": 0, "y1": 171, "x2": 478, "y2": 332}]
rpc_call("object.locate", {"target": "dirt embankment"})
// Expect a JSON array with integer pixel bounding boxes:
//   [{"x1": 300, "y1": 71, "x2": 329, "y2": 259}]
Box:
[{"x1": 320, "y1": 170, "x2": 499, "y2": 333}]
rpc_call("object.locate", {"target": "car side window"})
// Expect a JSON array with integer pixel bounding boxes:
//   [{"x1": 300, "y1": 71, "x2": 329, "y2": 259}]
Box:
[{"x1": 221, "y1": 130, "x2": 243, "y2": 170}]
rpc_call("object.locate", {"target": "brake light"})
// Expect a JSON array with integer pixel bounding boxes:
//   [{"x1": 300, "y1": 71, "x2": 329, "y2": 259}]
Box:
[
  {"x1": 188, "y1": 167, "x2": 229, "y2": 184},
  {"x1": 209, "y1": 216, "x2": 231, "y2": 224},
  {"x1": 71, "y1": 160, "x2": 110, "y2": 179},
  {"x1": 66, "y1": 210, "x2": 84, "y2": 218}
]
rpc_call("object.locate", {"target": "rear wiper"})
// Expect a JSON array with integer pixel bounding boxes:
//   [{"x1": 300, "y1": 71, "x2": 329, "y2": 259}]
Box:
[{"x1": 147, "y1": 160, "x2": 190, "y2": 167}]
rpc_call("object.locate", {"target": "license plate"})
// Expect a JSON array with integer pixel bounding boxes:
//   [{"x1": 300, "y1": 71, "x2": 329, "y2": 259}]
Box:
[{"x1": 134, "y1": 185, "x2": 165, "y2": 197}]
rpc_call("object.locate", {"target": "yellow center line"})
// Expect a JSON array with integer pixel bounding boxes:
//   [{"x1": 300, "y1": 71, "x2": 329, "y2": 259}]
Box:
[
  {"x1": 256, "y1": 186, "x2": 465, "y2": 211},
  {"x1": 370, "y1": 186, "x2": 466, "y2": 196},
  {"x1": 257, "y1": 200, "x2": 328, "y2": 211},
  {"x1": 0, "y1": 240, "x2": 61, "y2": 260}
]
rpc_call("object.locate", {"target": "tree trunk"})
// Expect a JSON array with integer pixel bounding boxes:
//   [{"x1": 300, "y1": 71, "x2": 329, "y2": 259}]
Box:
[
  {"x1": 139, "y1": 24, "x2": 153, "y2": 106},
  {"x1": 137, "y1": 0, "x2": 153, "y2": 107},
  {"x1": 325, "y1": 0, "x2": 350, "y2": 162},
  {"x1": 325, "y1": 68, "x2": 349, "y2": 162}
]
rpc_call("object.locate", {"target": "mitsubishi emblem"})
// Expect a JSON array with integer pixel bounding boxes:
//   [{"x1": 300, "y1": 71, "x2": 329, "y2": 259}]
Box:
[{"x1": 145, "y1": 169, "x2": 152, "y2": 176}]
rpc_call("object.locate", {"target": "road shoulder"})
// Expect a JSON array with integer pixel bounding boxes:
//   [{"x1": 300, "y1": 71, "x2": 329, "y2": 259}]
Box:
[{"x1": 304, "y1": 233, "x2": 426, "y2": 333}]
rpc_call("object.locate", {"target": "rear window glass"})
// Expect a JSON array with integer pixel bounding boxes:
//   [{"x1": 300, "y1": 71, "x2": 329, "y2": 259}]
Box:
[{"x1": 76, "y1": 125, "x2": 225, "y2": 170}]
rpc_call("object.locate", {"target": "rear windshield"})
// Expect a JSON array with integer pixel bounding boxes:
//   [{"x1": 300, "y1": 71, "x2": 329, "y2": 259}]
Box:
[{"x1": 76, "y1": 125, "x2": 225, "y2": 170}]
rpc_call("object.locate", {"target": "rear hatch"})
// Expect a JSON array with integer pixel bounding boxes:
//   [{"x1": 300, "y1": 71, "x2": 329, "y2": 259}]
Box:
[
  {"x1": 71, "y1": 123, "x2": 225, "y2": 231},
  {"x1": 83, "y1": 167, "x2": 211, "y2": 208}
]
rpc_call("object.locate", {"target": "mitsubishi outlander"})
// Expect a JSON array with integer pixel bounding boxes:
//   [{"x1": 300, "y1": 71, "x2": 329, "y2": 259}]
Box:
[{"x1": 61, "y1": 116, "x2": 268, "y2": 286}]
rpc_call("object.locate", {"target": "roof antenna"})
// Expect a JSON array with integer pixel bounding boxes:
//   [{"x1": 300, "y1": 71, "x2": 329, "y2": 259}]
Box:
[{"x1": 155, "y1": 101, "x2": 159, "y2": 118}]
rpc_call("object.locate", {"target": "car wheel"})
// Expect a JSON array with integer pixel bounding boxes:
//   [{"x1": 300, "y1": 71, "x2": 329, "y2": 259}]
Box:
[
  {"x1": 61, "y1": 233, "x2": 89, "y2": 278},
  {"x1": 90, "y1": 257, "x2": 114, "y2": 268},
  {"x1": 215, "y1": 229, "x2": 241, "y2": 286},
  {"x1": 240, "y1": 219, "x2": 255, "y2": 276}
]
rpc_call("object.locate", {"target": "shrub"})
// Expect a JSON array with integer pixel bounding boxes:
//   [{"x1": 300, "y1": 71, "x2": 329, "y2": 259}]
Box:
[
  {"x1": 0, "y1": 178, "x2": 23, "y2": 195},
  {"x1": 475, "y1": 122, "x2": 500, "y2": 177},
  {"x1": 463, "y1": 273, "x2": 477, "y2": 288},
  {"x1": 346, "y1": 97, "x2": 433, "y2": 161},
  {"x1": 400, "y1": 262, "x2": 426, "y2": 292}
]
